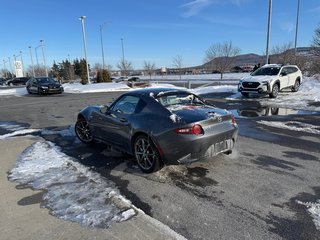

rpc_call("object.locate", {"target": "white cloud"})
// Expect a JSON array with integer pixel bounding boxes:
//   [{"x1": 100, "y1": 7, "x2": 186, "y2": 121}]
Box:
[
  {"x1": 180, "y1": 0, "x2": 251, "y2": 18},
  {"x1": 180, "y1": 0, "x2": 214, "y2": 17}
]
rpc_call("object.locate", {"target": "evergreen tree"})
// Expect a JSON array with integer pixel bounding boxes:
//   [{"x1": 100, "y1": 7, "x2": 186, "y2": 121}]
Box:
[{"x1": 79, "y1": 58, "x2": 88, "y2": 84}]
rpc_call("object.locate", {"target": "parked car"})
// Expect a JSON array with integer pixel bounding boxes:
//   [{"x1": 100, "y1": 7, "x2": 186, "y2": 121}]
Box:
[
  {"x1": 0, "y1": 77, "x2": 6, "y2": 85},
  {"x1": 238, "y1": 64, "x2": 302, "y2": 98},
  {"x1": 26, "y1": 77, "x2": 64, "y2": 95},
  {"x1": 113, "y1": 76, "x2": 128, "y2": 83},
  {"x1": 128, "y1": 76, "x2": 140, "y2": 82},
  {"x1": 6, "y1": 77, "x2": 30, "y2": 86},
  {"x1": 75, "y1": 88, "x2": 238, "y2": 173}
]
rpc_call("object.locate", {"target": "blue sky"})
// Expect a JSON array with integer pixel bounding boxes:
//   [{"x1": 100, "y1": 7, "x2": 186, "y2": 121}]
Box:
[{"x1": 0, "y1": 0, "x2": 319, "y2": 70}]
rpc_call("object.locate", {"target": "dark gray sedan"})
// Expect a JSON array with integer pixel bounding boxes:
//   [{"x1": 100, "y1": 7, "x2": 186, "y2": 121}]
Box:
[
  {"x1": 26, "y1": 77, "x2": 64, "y2": 95},
  {"x1": 75, "y1": 88, "x2": 238, "y2": 173}
]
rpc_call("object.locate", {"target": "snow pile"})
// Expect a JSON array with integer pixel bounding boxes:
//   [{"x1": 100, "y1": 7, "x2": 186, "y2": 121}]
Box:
[
  {"x1": 257, "y1": 120, "x2": 320, "y2": 135},
  {"x1": 297, "y1": 200, "x2": 320, "y2": 231},
  {"x1": 8, "y1": 141, "x2": 136, "y2": 228},
  {"x1": 63, "y1": 82, "x2": 131, "y2": 93},
  {"x1": 191, "y1": 85, "x2": 238, "y2": 95},
  {"x1": 0, "y1": 122, "x2": 26, "y2": 132},
  {"x1": 0, "y1": 87, "x2": 27, "y2": 96},
  {"x1": 261, "y1": 78, "x2": 320, "y2": 111}
]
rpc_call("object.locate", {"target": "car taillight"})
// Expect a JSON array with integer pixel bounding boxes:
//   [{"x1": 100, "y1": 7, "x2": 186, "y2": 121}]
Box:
[
  {"x1": 231, "y1": 115, "x2": 236, "y2": 125},
  {"x1": 175, "y1": 124, "x2": 204, "y2": 135}
]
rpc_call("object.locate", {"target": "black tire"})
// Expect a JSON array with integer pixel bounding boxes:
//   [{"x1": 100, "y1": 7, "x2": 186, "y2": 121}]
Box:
[
  {"x1": 241, "y1": 92, "x2": 249, "y2": 97},
  {"x1": 292, "y1": 79, "x2": 300, "y2": 92},
  {"x1": 134, "y1": 135, "x2": 161, "y2": 173},
  {"x1": 26, "y1": 87, "x2": 32, "y2": 94},
  {"x1": 269, "y1": 84, "x2": 279, "y2": 98},
  {"x1": 75, "y1": 118, "x2": 94, "y2": 144}
]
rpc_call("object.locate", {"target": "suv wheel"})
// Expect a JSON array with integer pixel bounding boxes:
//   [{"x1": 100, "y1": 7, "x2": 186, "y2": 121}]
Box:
[
  {"x1": 269, "y1": 84, "x2": 279, "y2": 98},
  {"x1": 292, "y1": 79, "x2": 300, "y2": 92}
]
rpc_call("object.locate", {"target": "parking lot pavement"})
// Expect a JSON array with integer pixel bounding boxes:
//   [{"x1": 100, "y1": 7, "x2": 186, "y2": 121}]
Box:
[{"x1": 0, "y1": 136, "x2": 186, "y2": 240}]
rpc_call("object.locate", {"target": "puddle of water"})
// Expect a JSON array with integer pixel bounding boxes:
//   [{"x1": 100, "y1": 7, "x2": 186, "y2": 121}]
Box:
[{"x1": 230, "y1": 107, "x2": 318, "y2": 118}]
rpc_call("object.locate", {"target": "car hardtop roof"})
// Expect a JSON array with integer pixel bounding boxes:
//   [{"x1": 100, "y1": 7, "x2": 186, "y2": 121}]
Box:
[{"x1": 127, "y1": 87, "x2": 191, "y2": 97}]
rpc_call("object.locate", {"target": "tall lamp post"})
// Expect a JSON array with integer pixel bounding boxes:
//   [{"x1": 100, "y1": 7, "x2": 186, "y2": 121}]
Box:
[
  {"x1": 79, "y1": 16, "x2": 90, "y2": 84},
  {"x1": 121, "y1": 38, "x2": 125, "y2": 63},
  {"x1": 40, "y1": 40, "x2": 48, "y2": 77},
  {"x1": 294, "y1": 0, "x2": 300, "y2": 55},
  {"x1": 29, "y1": 46, "x2": 35, "y2": 77},
  {"x1": 266, "y1": 0, "x2": 272, "y2": 64},
  {"x1": 100, "y1": 21, "x2": 110, "y2": 70}
]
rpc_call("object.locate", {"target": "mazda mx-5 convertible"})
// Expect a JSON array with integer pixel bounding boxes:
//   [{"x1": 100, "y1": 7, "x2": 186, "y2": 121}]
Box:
[{"x1": 75, "y1": 88, "x2": 238, "y2": 173}]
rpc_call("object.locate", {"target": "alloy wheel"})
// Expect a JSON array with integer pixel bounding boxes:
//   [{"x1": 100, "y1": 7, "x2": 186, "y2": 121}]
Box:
[
  {"x1": 134, "y1": 136, "x2": 160, "y2": 173},
  {"x1": 75, "y1": 119, "x2": 93, "y2": 143}
]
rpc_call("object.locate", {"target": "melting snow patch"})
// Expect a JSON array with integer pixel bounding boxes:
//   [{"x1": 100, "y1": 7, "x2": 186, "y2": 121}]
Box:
[
  {"x1": 0, "y1": 123, "x2": 26, "y2": 132},
  {"x1": 0, "y1": 129, "x2": 40, "y2": 140},
  {"x1": 8, "y1": 141, "x2": 137, "y2": 228},
  {"x1": 257, "y1": 121, "x2": 320, "y2": 135},
  {"x1": 297, "y1": 200, "x2": 320, "y2": 230}
]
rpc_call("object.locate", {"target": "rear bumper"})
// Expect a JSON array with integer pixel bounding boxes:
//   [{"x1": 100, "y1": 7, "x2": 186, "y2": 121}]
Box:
[{"x1": 156, "y1": 126, "x2": 238, "y2": 165}]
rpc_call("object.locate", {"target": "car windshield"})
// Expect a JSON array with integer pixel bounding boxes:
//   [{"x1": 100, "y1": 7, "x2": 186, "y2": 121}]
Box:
[
  {"x1": 36, "y1": 78, "x2": 57, "y2": 83},
  {"x1": 251, "y1": 67, "x2": 280, "y2": 76},
  {"x1": 156, "y1": 93, "x2": 204, "y2": 107}
]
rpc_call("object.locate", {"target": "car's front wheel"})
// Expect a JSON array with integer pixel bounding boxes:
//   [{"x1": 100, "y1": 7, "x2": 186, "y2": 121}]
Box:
[
  {"x1": 134, "y1": 135, "x2": 161, "y2": 173},
  {"x1": 269, "y1": 84, "x2": 279, "y2": 98},
  {"x1": 75, "y1": 118, "x2": 94, "y2": 144}
]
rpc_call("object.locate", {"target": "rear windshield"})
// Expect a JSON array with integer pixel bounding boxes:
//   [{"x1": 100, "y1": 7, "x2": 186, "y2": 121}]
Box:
[
  {"x1": 156, "y1": 93, "x2": 204, "y2": 107},
  {"x1": 252, "y1": 67, "x2": 280, "y2": 76}
]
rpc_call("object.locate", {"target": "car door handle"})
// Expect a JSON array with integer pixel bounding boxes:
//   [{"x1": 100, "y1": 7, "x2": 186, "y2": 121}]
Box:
[{"x1": 120, "y1": 118, "x2": 127, "y2": 123}]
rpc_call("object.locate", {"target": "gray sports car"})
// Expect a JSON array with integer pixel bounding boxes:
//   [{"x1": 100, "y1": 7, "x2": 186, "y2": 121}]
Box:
[{"x1": 75, "y1": 88, "x2": 238, "y2": 173}]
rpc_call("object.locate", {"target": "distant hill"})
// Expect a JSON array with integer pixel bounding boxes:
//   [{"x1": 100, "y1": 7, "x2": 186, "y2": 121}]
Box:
[{"x1": 197, "y1": 47, "x2": 316, "y2": 70}]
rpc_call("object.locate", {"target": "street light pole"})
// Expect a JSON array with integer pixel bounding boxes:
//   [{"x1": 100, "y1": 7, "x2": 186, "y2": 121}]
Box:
[
  {"x1": 266, "y1": 0, "x2": 272, "y2": 65},
  {"x1": 35, "y1": 45, "x2": 41, "y2": 66},
  {"x1": 100, "y1": 21, "x2": 111, "y2": 70},
  {"x1": 294, "y1": 0, "x2": 300, "y2": 55},
  {"x1": 29, "y1": 46, "x2": 35, "y2": 77},
  {"x1": 40, "y1": 40, "x2": 48, "y2": 77},
  {"x1": 79, "y1": 16, "x2": 90, "y2": 84},
  {"x1": 8, "y1": 57, "x2": 13, "y2": 77},
  {"x1": 121, "y1": 38, "x2": 125, "y2": 62}
]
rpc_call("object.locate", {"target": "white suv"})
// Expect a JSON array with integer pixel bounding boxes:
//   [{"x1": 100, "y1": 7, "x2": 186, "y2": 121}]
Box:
[{"x1": 238, "y1": 64, "x2": 302, "y2": 98}]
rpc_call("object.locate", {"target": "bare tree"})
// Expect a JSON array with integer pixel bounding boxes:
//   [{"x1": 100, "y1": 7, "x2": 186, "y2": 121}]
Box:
[
  {"x1": 172, "y1": 55, "x2": 183, "y2": 80},
  {"x1": 205, "y1": 41, "x2": 240, "y2": 79},
  {"x1": 117, "y1": 59, "x2": 133, "y2": 77},
  {"x1": 271, "y1": 42, "x2": 295, "y2": 64},
  {"x1": 143, "y1": 61, "x2": 156, "y2": 80},
  {"x1": 310, "y1": 25, "x2": 320, "y2": 76}
]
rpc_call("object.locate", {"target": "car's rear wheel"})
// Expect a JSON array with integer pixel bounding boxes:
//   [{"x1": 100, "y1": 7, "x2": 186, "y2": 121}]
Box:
[
  {"x1": 292, "y1": 79, "x2": 300, "y2": 92},
  {"x1": 134, "y1": 135, "x2": 161, "y2": 173},
  {"x1": 269, "y1": 84, "x2": 279, "y2": 98},
  {"x1": 26, "y1": 86, "x2": 32, "y2": 94},
  {"x1": 75, "y1": 118, "x2": 94, "y2": 144}
]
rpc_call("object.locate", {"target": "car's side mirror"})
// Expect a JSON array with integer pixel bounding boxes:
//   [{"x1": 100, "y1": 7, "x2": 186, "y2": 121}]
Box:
[{"x1": 100, "y1": 105, "x2": 109, "y2": 114}]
